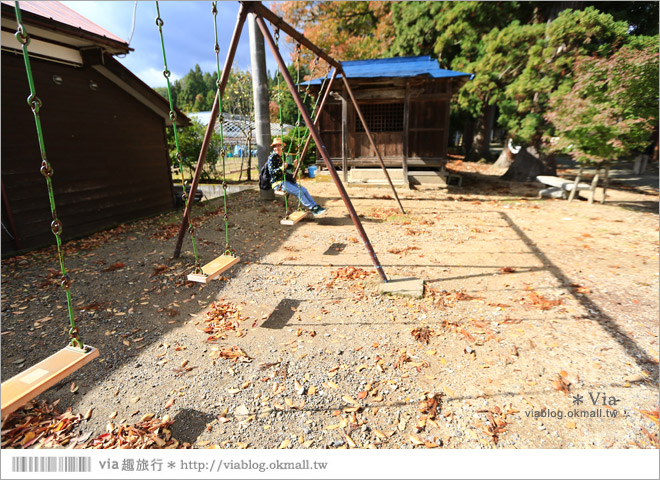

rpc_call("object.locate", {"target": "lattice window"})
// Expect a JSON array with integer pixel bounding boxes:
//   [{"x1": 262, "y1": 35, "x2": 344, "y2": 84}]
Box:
[{"x1": 355, "y1": 103, "x2": 404, "y2": 133}]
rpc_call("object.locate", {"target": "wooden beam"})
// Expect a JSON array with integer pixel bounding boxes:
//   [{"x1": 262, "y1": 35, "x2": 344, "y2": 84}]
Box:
[
  {"x1": 443, "y1": 81, "x2": 452, "y2": 161},
  {"x1": 402, "y1": 81, "x2": 410, "y2": 185},
  {"x1": 1, "y1": 346, "x2": 99, "y2": 419},
  {"x1": 342, "y1": 93, "x2": 348, "y2": 183}
]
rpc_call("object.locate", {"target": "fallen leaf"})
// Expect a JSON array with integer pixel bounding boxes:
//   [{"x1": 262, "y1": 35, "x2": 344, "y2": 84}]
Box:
[{"x1": 342, "y1": 395, "x2": 358, "y2": 405}]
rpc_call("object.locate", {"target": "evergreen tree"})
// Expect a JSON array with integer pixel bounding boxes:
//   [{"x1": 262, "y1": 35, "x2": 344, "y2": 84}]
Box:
[{"x1": 546, "y1": 34, "x2": 659, "y2": 166}]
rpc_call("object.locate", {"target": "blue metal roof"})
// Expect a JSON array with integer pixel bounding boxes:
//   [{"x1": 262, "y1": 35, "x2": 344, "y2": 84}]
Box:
[{"x1": 307, "y1": 55, "x2": 472, "y2": 85}]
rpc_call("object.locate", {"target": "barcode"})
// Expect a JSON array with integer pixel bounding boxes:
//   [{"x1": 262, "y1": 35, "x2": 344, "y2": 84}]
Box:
[{"x1": 12, "y1": 456, "x2": 91, "y2": 473}]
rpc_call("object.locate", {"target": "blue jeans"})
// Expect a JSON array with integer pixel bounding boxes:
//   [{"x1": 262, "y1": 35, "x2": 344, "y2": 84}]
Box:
[{"x1": 274, "y1": 180, "x2": 318, "y2": 210}]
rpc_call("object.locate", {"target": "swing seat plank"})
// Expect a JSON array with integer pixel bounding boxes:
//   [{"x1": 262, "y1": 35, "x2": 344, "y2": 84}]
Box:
[
  {"x1": 280, "y1": 210, "x2": 309, "y2": 225},
  {"x1": 187, "y1": 254, "x2": 240, "y2": 284},
  {"x1": 1, "y1": 345, "x2": 99, "y2": 419}
]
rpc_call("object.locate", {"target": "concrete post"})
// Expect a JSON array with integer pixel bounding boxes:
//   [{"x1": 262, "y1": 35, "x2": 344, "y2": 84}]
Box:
[{"x1": 248, "y1": 13, "x2": 273, "y2": 200}]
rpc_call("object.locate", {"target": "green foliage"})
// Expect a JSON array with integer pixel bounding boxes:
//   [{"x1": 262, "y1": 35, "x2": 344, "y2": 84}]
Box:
[
  {"x1": 154, "y1": 64, "x2": 254, "y2": 116},
  {"x1": 168, "y1": 119, "x2": 222, "y2": 181},
  {"x1": 390, "y1": 1, "x2": 535, "y2": 67},
  {"x1": 546, "y1": 35, "x2": 659, "y2": 164},
  {"x1": 389, "y1": 2, "x2": 444, "y2": 57},
  {"x1": 270, "y1": 64, "x2": 314, "y2": 126},
  {"x1": 455, "y1": 21, "x2": 546, "y2": 118},
  {"x1": 282, "y1": 126, "x2": 317, "y2": 167},
  {"x1": 499, "y1": 7, "x2": 630, "y2": 150}
]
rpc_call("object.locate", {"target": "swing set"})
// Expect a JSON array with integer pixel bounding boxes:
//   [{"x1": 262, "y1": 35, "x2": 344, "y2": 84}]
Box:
[
  {"x1": 171, "y1": 1, "x2": 407, "y2": 286},
  {"x1": 1, "y1": 3, "x2": 98, "y2": 419},
  {"x1": 2, "y1": 0, "x2": 409, "y2": 418},
  {"x1": 273, "y1": 42, "x2": 334, "y2": 226}
]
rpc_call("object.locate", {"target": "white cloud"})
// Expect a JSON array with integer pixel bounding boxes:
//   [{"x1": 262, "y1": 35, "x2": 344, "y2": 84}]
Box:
[{"x1": 133, "y1": 66, "x2": 181, "y2": 89}]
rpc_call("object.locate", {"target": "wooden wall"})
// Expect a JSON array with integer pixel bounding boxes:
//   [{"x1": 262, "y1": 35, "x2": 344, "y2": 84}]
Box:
[
  {"x1": 317, "y1": 77, "x2": 453, "y2": 169},
  {"x1": 1, "y1": 52, "x2": 174, "y2": 253}
]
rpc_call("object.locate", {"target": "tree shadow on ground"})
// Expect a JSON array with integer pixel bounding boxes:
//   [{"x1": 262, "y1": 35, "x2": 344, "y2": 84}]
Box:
[
  {"x1": 170, "y1": 409, "x2": 217, "y2": 445},
  {"x1": 260, "y1": 298, "x2": 302, "y2": 330},
  {"x1": 605, "y1": 200, "x2": 659, "y2": 214},
  {"x1": 500, "y1": 211, "x2": 659, "y2": 386}
]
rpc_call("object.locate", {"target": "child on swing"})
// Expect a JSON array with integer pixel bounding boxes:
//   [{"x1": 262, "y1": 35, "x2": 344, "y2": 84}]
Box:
[{"x1": 267, "y1": 137, "x2": 327, "y2": 216}]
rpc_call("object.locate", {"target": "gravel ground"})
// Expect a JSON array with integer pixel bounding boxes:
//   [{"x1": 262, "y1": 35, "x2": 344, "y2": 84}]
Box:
[{"x1": 1, "y1": 172, "x2": 658, "y2": 450}]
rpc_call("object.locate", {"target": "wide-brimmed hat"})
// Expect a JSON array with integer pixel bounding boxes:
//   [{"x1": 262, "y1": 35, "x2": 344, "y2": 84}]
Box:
[{"x1": 270, "y1": 137, "x2": 284, "y2": 148}]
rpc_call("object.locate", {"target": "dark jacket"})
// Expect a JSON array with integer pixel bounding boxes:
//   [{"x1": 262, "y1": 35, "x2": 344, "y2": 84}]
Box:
[{"x1": 267, "y1": 152, "x2": 295, "y2": 185}]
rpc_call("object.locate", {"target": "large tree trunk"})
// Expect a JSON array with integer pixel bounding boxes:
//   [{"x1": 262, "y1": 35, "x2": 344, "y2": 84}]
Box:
[
  {"x1": 469, "y1": 104, "x2": 496, "y2": 162},
  {"x1": 501, "y1": 145, "x2": 556, "y2": 182},
  {"x1": 493, "y1": 136, "x2": 516, "y2": 169}
]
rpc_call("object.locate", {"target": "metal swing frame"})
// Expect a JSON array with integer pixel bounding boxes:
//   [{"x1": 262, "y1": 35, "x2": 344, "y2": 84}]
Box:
[{"x1": 172, "y1": 1, "x2": 410, "y2": 283}]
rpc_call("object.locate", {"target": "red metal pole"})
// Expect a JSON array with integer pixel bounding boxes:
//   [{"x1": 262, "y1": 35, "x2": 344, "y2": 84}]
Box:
[
  {"x1": 255, "y1": 14, "x2": 388, "y2": 283},
  {"x1": 173, "y1": 4, "x2": 248, "y2": 258},
  {"x1": 293, "y1": 68, "x2": 337, "y2": 179}
]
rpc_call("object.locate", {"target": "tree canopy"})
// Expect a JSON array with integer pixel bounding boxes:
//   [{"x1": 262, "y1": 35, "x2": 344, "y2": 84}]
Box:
[
  {"x1": 546, "y1": 35, "x2": 659, "y2": 165},
  {"x1": 160, "y1": 2, "x2": 659, "y2": 176},
  {"x1": 154, "y1": 65, "x2": 254, "y2": 117}
]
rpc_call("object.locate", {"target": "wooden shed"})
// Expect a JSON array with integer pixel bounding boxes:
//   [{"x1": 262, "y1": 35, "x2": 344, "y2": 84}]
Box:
[
  {"x1": 1, "y1": 1, "x2": 190, "y2": 253},
  {"x1": 309, "y1": 56, "x2": 471, "y2": 186}
]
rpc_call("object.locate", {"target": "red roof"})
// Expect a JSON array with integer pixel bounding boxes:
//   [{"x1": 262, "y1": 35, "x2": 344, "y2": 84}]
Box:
[{"x1": 3, "y1": 1, "x2": 127, "y2": 45}]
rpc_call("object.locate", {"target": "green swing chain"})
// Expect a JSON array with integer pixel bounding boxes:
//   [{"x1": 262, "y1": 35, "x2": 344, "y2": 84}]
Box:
[
  {"x1": 273, "y1": 28, "x2": 290, "y2": 216},
  {"x1": 13, "y1": 3, "x2": 83, "y2": 350},
  {"x1": 300, "y1": 59, "x2": 331, "y2": 162},
  {"x1": 212, "y1": 2, "x2": 232, "y2": 256},
  {"x1": 155, "y1": 2, "x2": 202, "y2": 274},
  {"x1": 289, "y1": 43, "x2": 305, "y2": 211},
  {"x1": 291, "y1": 55, "x2": 328, "y2": 211}
]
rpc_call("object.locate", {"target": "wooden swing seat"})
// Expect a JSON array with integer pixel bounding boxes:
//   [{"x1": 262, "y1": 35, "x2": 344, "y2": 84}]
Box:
[
  {"x1": 1, "y1": 345, "x2": 99, "y2": 419},
  {"x1": 280, "y1": 210, "x2": 309, "y2": 225},
  {"x1": 187, "y1": 254, "x2": 240, "y2": 283}
]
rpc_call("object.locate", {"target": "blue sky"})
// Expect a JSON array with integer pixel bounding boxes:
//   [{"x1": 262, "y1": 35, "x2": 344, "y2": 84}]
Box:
[{"x1": 61, "y1": 1, "x2": 293, "y2": 88}]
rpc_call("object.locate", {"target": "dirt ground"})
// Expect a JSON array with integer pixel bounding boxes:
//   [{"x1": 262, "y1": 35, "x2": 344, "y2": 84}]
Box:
[{"x1": 1, "y1": 165, "x2": 658, "y2": 450}]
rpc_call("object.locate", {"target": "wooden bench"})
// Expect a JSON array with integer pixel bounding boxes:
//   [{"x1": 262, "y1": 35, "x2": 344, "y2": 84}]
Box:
[{"x1": 536, "y1": 175, "x2": 597, "y2": 202}]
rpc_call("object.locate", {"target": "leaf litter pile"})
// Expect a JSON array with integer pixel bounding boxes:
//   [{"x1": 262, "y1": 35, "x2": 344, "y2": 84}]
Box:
[
  {"x1": 201, "y1": 300, "x2": 247, "y2": 341},
  {"x1": 1, "y1": 400, "x2": 83, "y2": 448},
  {"x1": 1, "y1": 400, "x2": 189, "y2": 449},
  {"x1": 82, "y1": 414, "x2": 188, "y2": 449}
]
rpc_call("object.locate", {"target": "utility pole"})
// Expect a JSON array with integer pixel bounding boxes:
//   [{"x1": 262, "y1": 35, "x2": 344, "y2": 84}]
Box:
[{"x1": 248, "y1": 12, "x2": 273, "y2": 200}]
